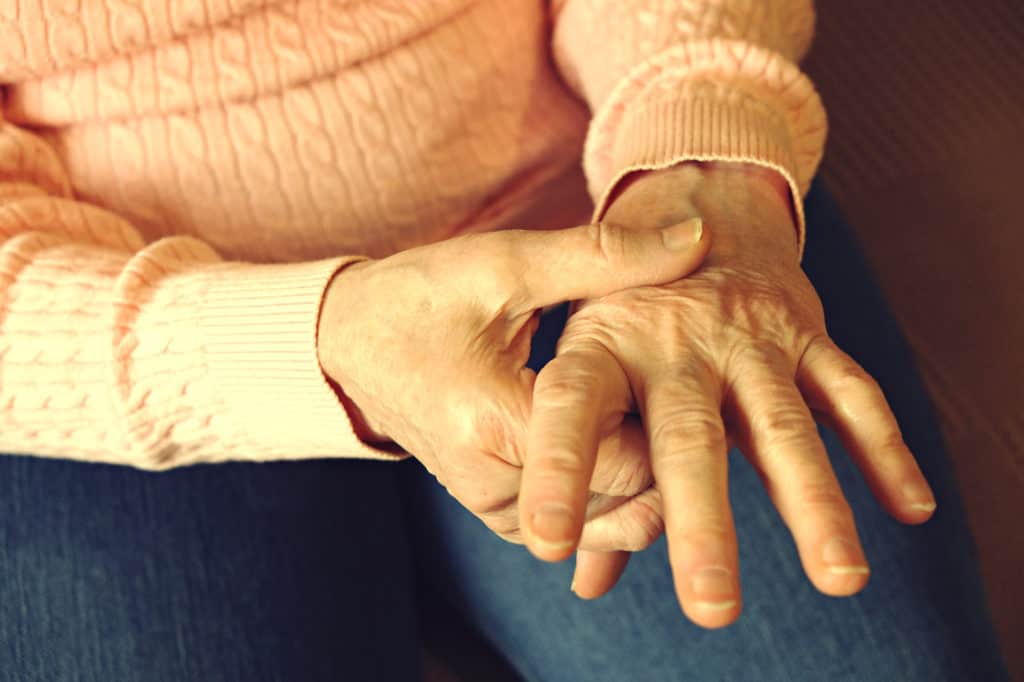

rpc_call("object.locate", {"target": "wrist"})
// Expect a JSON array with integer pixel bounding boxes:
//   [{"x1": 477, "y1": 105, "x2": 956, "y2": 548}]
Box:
[
  {"x1": 604, "y1": 161, "x2": 799, "y2": 262},
  {"x1": 324, "y1": 373, "x2": 392, "y2": 443},
  {"x1": 317, "y1": 260, "x2": 392, "y2": 443},
  {"x1": 317, "y1": 259, "x2": 370, "y2": 381}
]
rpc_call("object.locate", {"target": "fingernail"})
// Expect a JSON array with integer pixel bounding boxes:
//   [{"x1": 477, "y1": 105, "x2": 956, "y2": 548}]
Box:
[
  {"x1": 661, "y1": 217, "x2": 703, "y2": 250},
  {"x1": 530, "y1": 504, "x2": 576, "y2": 548},
  {"x1": 692, "y1": 567, "x2": 736, "y2": 611},
  {"x1": 822, "y1": 537, "x2": 870, "y2": 575},
  {"x1": 902, "y1": 482, "x2": 936, "y2": 512}
]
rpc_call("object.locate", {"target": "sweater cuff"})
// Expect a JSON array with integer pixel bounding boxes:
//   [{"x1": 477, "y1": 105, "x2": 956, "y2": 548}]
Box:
[
  {"x1": 583, "y1": 40, "x2": 828, "y2": 258},
  {"x1": 590, "y1": 94, "x2": 808, "y2": 254},
  {"x1": 197, "y1": 256, "x2": 406, "y2": 462}
]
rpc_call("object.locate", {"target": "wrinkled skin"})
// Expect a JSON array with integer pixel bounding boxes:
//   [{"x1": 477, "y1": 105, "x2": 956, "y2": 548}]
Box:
[
  {"x1": 519, "y1": 162, "x2": 937, "y2": 628},
  {"x1": 316, "y1": 219, "x2": 709, "y2": 552}
]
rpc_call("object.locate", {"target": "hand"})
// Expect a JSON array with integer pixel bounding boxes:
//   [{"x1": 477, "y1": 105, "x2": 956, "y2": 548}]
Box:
[
  {"x1": 519, "y1": 162, "x2": 936, "y2": 626},
  {"x1": 316, "y1": 219, "x2": 709, "y2": 558}
]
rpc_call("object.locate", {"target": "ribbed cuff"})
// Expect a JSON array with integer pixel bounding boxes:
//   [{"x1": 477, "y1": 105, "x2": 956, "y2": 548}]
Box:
[
  {"x1": 582, "y1": 40, "x2": 828, "y2": 259},
  {"x1": 197, "y1": 257, "x2": 407, "y2": 462},
  {"x1": 590, "y1": 94, "x2": 808, "y2": 255}
]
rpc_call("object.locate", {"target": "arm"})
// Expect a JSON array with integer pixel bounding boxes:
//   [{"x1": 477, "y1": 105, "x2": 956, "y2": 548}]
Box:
[
  {"x1": 0, "y1": 104, "x2": 396, "y2": 469},
  {"x1": 550, "y1": 0, "x2": 825, "y2": 252},
  {"x1": 0, "y1": 88, "x2": 721, "y2": 558}
]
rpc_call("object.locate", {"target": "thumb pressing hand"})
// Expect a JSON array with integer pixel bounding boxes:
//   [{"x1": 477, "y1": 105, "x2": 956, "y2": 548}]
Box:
[
  {"x1": 317, "y1": 215, "x2": 708, "y2": 565},
  {"x1": 500, "y1": 217, "x2": 708, "y2": 311}
]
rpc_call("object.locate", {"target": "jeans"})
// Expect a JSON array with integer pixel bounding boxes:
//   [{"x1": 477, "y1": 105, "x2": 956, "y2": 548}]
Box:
[{"x1": 0, "y1": 183, "x2": 1009, "y2": 681}]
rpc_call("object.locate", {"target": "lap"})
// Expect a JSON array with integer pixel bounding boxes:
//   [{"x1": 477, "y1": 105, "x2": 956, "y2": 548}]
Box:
[
  {"x1": 0, "y1": 456, "x2": 421, "y2": 682},
  {"x1": 399, "y1": 430, "x2": 1004, "y2": 681}
]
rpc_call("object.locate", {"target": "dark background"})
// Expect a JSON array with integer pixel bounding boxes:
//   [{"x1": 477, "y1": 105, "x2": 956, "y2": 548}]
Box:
[{"x1": 804, "y1": 3, "x2": 1022, "y2": 677}]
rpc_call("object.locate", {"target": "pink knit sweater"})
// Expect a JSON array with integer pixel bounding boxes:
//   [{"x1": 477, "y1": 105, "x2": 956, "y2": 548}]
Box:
[{"x1": 0, "y1": 0, "x2": 825, "y2": 468}]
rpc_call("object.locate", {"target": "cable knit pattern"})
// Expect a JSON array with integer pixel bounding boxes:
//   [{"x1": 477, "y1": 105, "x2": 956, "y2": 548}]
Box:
[
  {"x1": 551, "y1": 0, "x2": 825, "y2": 247},
  {"x1": 0, "y1": 0, "x2": 825, "y2": 468}
]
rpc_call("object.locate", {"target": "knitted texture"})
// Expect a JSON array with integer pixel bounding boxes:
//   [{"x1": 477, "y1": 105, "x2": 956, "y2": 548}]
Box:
[{"x1": 0, "y1": 0, "x2": 825, "y2": 468}]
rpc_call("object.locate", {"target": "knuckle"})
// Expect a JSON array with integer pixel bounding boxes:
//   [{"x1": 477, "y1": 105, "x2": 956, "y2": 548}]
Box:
[
  {"x1": 449, "y1": 424, "x2": 480, "y2": 456},
  {"x1": 654, "y1": 452, "x2": 709, "y2": 485},
  {"x1": 649, "y1": 407, "x2": 726, "y2": 455},
  {"x1": 670, "y1": 525, "x2": 734, "y2": 555},
  {"x1": 755, "y1": 408, "x2": 812, "y2": 442},
  {"x1": 468, "y1": 233, "x2": 531, "y2": 311},
  {"x1": 796, "y1": 489, "x2": 856, "y2": 531},
  {"x1": 535, "y1": 364, "x2": 603, "y2": 408},
  {"x1": 461, "y1": 231, "x2": 508, "y2": 272},
  {"x1": 875, "y1": 428, "x2": 908, "y2": 455},
  {"x1": 558, "y1": 332, "x2": 620, "y2": 365},
  {"x1": 730, "y1": 342, "x2": 800, "y2": 383},
  {"x1": 827, "y1": 364, "x2": 893, "y2": 419},
  {"x1": 620, "y1": 497, "x2": 665, "y2": 551},
  {"x1": 584, "y1": 221, "x2": 630, "y2": 266},
  {"x1": 600, "y1": 454, "x2": 654, "y2": 496},
  {"x1": 731, "y1": 341, "x2": 780, "y2": 368},
  {"x1": 530, "y1": 447, "x2": 586, "y2": 479},
  {"x1": 829, "y1": 361, "x2": 877, "y2": 395},
  {"x1": 651, "y1": 411, "x2": 724, "y2": 458},
  {"x1": 797, "y1": 480, "x2": 849, "y2": 513},
  {"x1": 469, "y1": 408, "x2": 523, "y2": 464}
]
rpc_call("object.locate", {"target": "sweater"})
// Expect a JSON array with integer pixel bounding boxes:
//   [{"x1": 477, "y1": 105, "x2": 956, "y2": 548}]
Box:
[{"x1": 0, "y1": 0, "x2": 825, "y2": 468}]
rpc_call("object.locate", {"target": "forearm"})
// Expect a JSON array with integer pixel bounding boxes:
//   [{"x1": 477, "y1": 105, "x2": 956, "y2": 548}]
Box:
[{"x1": 0, "y1": 117, "x2": 391, "y2": 467}]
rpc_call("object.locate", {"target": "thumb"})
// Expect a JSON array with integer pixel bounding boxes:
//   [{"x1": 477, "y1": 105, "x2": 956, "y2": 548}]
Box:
[{"x1": 502, "y1": 216, "x2": 708, "y2": 312}]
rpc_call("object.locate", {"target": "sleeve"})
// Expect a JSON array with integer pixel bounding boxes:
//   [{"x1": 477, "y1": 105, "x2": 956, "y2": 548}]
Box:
[
  {"x1": 0, "y1": 99, "x2": 403, "y2": 469},
  {"x1": 550, "y1": 0, "x2": 827, "y2": 252}
]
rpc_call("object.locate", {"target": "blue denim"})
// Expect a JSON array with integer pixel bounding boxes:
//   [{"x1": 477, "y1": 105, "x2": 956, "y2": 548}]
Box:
[
  {"x1": 0, "y1": 183, "x2": 1009, "y2": 681},
  {"x1": 0, "y1": 457, "x2": 422, "y2": 682}
]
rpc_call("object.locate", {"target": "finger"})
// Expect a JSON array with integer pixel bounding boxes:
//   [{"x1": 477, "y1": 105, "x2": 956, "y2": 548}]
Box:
[
  {"x1": 797, "y1": 337, "x2": 936, "y2": 524},
  {"x1": 729, "y1": 346, "x2": 869, "y2": 597},
  {"x1": 578, "y1": 487, "x2": 664, "y2": 552},
  {"x1": 581, "y1": 491, "x2": 635, "y2": 519},
  {"x1": 588, "y1": 415, "x2": 653, "y2": 496},
  {"x1": 642, "y1": 365, "x2": 741, "y2": 629},
  {"x1": 497, "y1": 217, "x2": 710, "y2": 312},
  {"x1": 571, "y1": 550, "x2": 631, "y2": 600},
  {"x1": 520, "y1": 342, "x2": 631, "y2": 561}
]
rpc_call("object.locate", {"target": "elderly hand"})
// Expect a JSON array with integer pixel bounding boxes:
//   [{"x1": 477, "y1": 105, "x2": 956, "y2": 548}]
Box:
[
  {"x1": 317, "y1": 219, "x2": 709, "y2": 556},
  {"x1": 518, "y1": 162, "x2": 936, "y2": 627}
]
